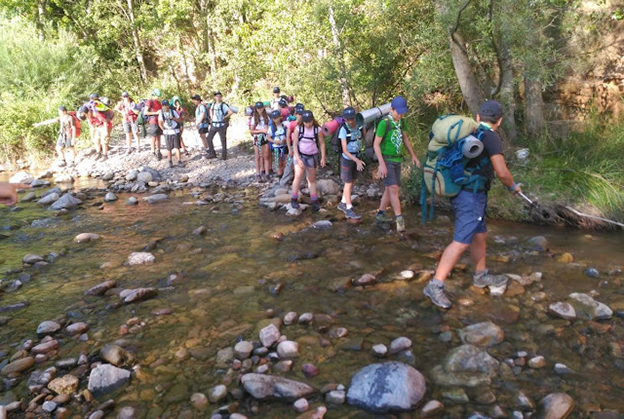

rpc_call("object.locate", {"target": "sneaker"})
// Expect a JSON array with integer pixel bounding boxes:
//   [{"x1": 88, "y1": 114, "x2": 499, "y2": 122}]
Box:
[
  {"x1": 337, "y1": 202, "x2": 347, "y2": 213},
  {"x1": 311, "y1": 201, "x2": 321, "y2": 212},
  {"x1": 423, "y1": 279, "x2": 452, "y2": 309},
  {"x1": 345, "y1": 208, "x2": 361, "y2": 219},
  {"x1": 291, "y1": 198, "x2": 300, "y2": 209},
  {"x1": 101, "y1": 155, "x2": 108, "y2": 161},
  {"x1": 473, "y1": 269, "x2": 508, "y2": 288},
  {"x1": 126, "y1": 149, "x2": 132, "y2": 155},
  {"x1": 95, "y1": 153, "x2": 102, "y2": 161},
  {"x1": 376, "y1": 211, "x2": 393, "y2": 223},
  {"x1": 157, "y1": 151, "x2": 163, "y2": 161},
  {"x1": 168, "y1": 160, "x2": 173, "y2": 168},
  {"x1": 58, "y1": 160, "x2": 66, "y2": 167},
  {"x1": 396, "y1": 216, "x2": 406, "y2": 233}
]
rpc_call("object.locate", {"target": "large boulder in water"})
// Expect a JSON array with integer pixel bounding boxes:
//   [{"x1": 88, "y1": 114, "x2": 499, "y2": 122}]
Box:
[
  {"x1": 458, "y1": 321, "x2": 504, "y2": 347},
  {"x1": 241, "y1": 373, "x2": 315, "y2": 401},
  {"x1": 567, "y1": 293, "x2": 612, "y2": 320},
  {"x1": 316, "y1": 179, "x2": 340, "y2": 196},
  {"x1": 346, "y1": 362, "x2": 426, "y2": 413},
  {"x1": 87, "y1": 364, "x2": 131, "y2": 397},
  {"x1": 49, "y1": 193, "x2": 82, "y2": 210},
  {"x1": 9, "y1": 171, "x2": 34, "y2": 184},
  {"x1": 431, "y1": 344, "x2": 500, "y2": 387}
]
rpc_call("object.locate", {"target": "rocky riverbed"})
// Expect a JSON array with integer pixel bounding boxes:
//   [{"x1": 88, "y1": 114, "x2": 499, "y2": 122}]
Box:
[{"x1": 1, "y1": 135, "x2": 624, "y2": 418}]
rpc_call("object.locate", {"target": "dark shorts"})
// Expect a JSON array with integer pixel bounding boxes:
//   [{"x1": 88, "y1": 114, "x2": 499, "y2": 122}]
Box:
[
  {"x1": 165, "y1": 134, "x2": 181, "y2": 150},
  {"x1": 296, "y1": 154, "x2": 318, "y2": 169},
  {"x1": 341, "y1": 156, "x2": 358, "y2": 183},
  {"x1": 198, "y1": 127, "x2": 208, "y2": 135},
  {"x1": 255, "y1": 135, "x2": 269, "y2": 147},
  {"x1": 147, "y1": 124, "x2": 162, "y2": 137},
  {"x1": 383, "y1": 158, "x2": 402, "y2": 187},
  {"x1": 56, "y1": 134, "x2": 72, "y2": 149},
  {"x1": 451, "y1": 190, "x2": 488, "y2": 244},
  {"x1": 123, "y1": 121, "x2": 139, "y2": 134}
]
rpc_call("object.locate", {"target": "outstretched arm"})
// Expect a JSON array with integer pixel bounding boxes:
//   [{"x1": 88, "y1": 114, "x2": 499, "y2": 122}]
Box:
[{"x1": 0, "y1": 183, "x2": 32, "y2": 206}]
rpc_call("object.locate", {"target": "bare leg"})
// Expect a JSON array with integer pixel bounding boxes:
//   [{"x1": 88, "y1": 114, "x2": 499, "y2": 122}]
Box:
[
  {"x1": 307, "y1": 168, "x2": 317, "y2": 195},
  {"x1": 262, "y1": 144, "x2": 271, "y2": 175},
  {"x1": 378, "y1": 187, "x2": 390, "y2": 212},
  {"x1": 470, "y1": 232, "x2": 487, "y2": 272},
  {"x1": 292, "y1": 163, "x2": 305, "y2": 196},
  {"x1": 388, "y1": 185, "x2": 402, "y2": 216},
  {"x1": 434, "y1": 241, "x2": 471, "y2": 282},
  {"x1": 343, "y1": 182, "x2": 353, "y2": 206},
  {"x1": 254, "y1": 146, "x2": 261, "y2": 175}
]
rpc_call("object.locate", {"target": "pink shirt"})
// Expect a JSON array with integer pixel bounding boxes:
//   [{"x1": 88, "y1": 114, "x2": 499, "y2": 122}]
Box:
[{"x1": 296, "y1": 126, "x2": 319, "y2": 156}]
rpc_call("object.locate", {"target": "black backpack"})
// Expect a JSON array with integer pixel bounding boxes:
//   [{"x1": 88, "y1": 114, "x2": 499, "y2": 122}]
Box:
[
  {"x1": 331, "y1": 122, "x2": 361, "y2": 154},
  {"x1": 298, "y1": 125, "x2": 320, "y2": 154}
]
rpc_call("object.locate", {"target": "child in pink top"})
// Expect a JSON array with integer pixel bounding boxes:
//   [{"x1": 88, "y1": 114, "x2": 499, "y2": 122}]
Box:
[{"x1": 291, "y1": 110, "x2": 326, "y2": 212}]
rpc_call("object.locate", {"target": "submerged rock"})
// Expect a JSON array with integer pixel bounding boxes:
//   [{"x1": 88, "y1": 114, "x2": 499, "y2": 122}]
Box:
[
  {"x1": 23, "y1": 254, "x2": 44, "y2": 264},
  {"x1": 548, "y1": 302, "x2": 576, "y2": 320},
  {"x1": 74, "y1": 233, "x2": 100, "y2": 244},
  {"x1": 120, "y1": 288, "x2": 158, "y2": 304},
  {"x1": 458, "y1": 321, "x2": 504, "y2": 347},
  {"x1": 127, "y1": 252, "x2": 155, "y2": 265},
  {"x1": 84, "y1": 280, "x2": 117, "y2": 296},
  {"x1": 1, "y1": 357, "x2": 35, "y2": 375},
  {"x1": 50, "y1": 193, "x2": 82, "y2": 210},
  {"x1": 241, "y1": 373, "x2": 315, "y2": 400},
  {"x1": 259, "y1": 323, "x2": 280, "y2": 348},
  {"x1": 142, "y1": 194, "x2": 168, "y2": 204},
  {"x1": 37, "y1": 321, "x2": 61, "y2": 335},
  {"x1": 431, "y1": 345, "x2": 500, "y2": 387},
  {"x1": 48, "y1": 374, "x2": 79, "y2": 395},
  {"x1": 536, "y1": 393, "x2": 575, "y2": 419},
  {"x1": 37, "y1": 193, "x2": 60, "y2": 205},
  {"x1": 346, "y1": 362, "x2": 426, "y2": 413},
  {"x1": 87, "y1": 364, "x2": 131, "y2": 397},
  {"x1": 567, "y1": 293, "x2": 612, "y2": 320}
]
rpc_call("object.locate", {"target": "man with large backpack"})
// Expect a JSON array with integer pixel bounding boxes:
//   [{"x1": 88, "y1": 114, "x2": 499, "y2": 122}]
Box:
[
  {"x1": 144, "y1": 89, "x2": 164, "y2": 160},
  {"x1": 206, "y1": 91, "x2": 233, "y2": 160},
  {"x1": 423, "y1": 100, "x2": 522, "y2": 309},
  {"x1": 336, "y1": 107, "x2": 366, "y2": 219}
]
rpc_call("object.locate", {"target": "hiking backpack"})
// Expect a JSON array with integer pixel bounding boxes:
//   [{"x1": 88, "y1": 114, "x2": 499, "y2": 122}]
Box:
[
  {"x1": 419, "y1": 114, "x2": 490, "y2": 223},
  {"x1": 330, "y1": 122, "x2": 362, "y2": 154},
  {"x1": 298, "y1": 125, "x2": 320, "y2": 155},
  {"x1": 68, "y1": 111, "x2": 82, "y2": 138}
]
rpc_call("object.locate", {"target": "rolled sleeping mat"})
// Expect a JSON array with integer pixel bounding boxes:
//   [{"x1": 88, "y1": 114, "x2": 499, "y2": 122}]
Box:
[
  {"x1": 355, "y1": 103, "x2": 391, "y2": 128},
  {"x1": 461, "y1": 135, "x2": 484, "y2": 158},
  {"x1": 321, "y1": 117, "x2": 345, "y2": 136},
  {"x1": 284, "y1": 95, "x2": 294, "y2": 103},
  {"x1": 229, "y1": 106, "x2": 239, "y2": 114},
  {"x1": 244, "y1": 106, "x2": 253, "y2": 117},
  {"x1": 288, "y1": 120, "x2": 298, "y2": 131},
  {"x1": 263, "y1": 101, "x2": 270, "y2": 107}
]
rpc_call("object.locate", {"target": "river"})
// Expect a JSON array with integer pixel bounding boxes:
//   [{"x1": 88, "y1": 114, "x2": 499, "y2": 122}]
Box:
[{"x1": 0, "y1": 180, "x2": 623, "y2": 418}]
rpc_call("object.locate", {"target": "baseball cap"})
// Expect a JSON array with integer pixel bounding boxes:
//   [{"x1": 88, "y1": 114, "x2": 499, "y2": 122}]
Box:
[
  {"x1": 343, "y1": 107, "x2": 356, "y2": 119},
  {"x1": 214, "y1": 91, "x2": 222, "y2": 97},
  {"x1": 191, "y1": 94, "x2": 202, "y2": 101},
  {"x1": 78, "y1": 106, "x2": 88, "y2": 114},
  {"x1": 89, "y1": 93, "x2": 98, "y2": 100},
  {"x1": 390, "y1": 96, "x2": 408, "y2": 114},
  {"x1": 58, "y1": 105, "x2": 67, "y2": 111},
  {"x1": 270, "y1": 110, "x2": 281, "y2": 119},
  {"x1": 278, "y1": 98, "x2": 288, "y2": 107},
  {"x1": 295, "y1": 108, "x2": 304, "y2": 115},
  {"x1": 151, "y1": 89, "x2": 162, "y2": 97},
  {"x1": 302, "y1": 110, "x2": 314, "y2": 122},
  {"x1": 121, "y1": 91, "x2": 129, "y2": 97},
  {"x1": 479, "y1": 100, "x2": 503, "y2": 119},
  {"x1": 295, "y1": 103, "x2": 304, "y2": 109},
  {"x1": 273, "y1": 87, "x2": 281, "y2": 93},
  {"x1": 255, "y1": 101, "x2": 264, "y2": 109},
  {"x1": 161, "y1": 99, "x2": 170, "y2": 106}
]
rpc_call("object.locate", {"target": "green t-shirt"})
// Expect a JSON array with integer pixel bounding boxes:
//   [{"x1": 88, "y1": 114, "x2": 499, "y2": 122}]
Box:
[{"x1": 376, "y1": 117, "x2": 406, "y2": 163}]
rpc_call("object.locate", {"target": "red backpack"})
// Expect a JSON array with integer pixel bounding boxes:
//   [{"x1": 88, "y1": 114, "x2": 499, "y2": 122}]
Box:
[{"x1": 68, "y1": 111, "x2": 82, "y2": 138}]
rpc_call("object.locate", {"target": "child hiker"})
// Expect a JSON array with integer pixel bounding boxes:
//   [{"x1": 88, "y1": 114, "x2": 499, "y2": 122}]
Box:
[
  {"x1": 338, "y1": 107, "x2": 366, "y2": 219},
  {"x1": 291, "y1": 110, "x2": 326, "y2": 212},
  {"x1": 250, "y1": 102, "x2": 271, "y2": 181},
  {"x1": 267, "y1": 110, "x2": 289, "y2": 178}
]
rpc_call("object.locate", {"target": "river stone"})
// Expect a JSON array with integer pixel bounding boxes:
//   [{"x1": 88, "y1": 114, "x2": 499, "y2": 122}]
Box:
[
  {"x1": 372, "y1": 344, "x2": 388, "y2": 357},
  {"x1": 127, "y1": 252, "x2": 155, "y2": 265},
  {"x1": 84, "y1": 280, "x2": 117, "y2": 296},
  {"x1": 346, "y1": 362, "x2": 426, "y2": 413},
  {"x1": 326, "y1": 390, "x2": 346, "y2": 404},
  {"x1": 312, "y1": 220, "x2": 332, "y2": 230},
  {"x1": 126, "y1": 170, "x2": 138, "y2": 181},
  {"x1": 74, "y1": 233, "x2": 100, "y2": 243},
  {"x1": 65, "y1": 322, "x2": 89, "y2": 335},
  {"x1": 316, "y1": 179, "x2": 340, "y2": 196},
  {"x1": 37, "y1": 193, "x2": 60, "y2": 205},
  {"x1": 21, "y1": 192, "x2": 37, "y2": 202},
  {"x1": 23, "y1": 254, "x2": 44, "y2": 264},
  {"x1": 104, "y1": 192, "x2": 118, "y2": 202},
  {"x1": 1, "y1": 357, "x2": 34, "y2": 375},
  {"x1": 50, "y1": 193, "x2": 82, "y2": 210},
  {"x1": 42, "y1": 401, "x2": 57, "y2": 413},
  {"x1": 354, "y1": 273, "x2": 377, "y2": 286},
  {"x1": 117, "y1": 407, "x2": 136, "y2": 419},
  {"x1": 88, "y1": 364, "x2": 131, "y2": 397},
  {"x1": 294, "y1": 398, "x2": 309, "y2": 413},
  {"x1": 241, "y1": 373, "x2": 315, "y2": 400},
  {"x1": 528, "y1": 356, "x2": 546, "y2": 369},
  {"x1": 37, "y1": 321, "x2": 61, "y2": 335},
  {"x1": 143, "y1": 194, "x2": 168, "y2": 204},
  {"x1": 48, "y1": 374, "x2": 79, "y2": 394},
  {"x1": 31, "y1": 339, "x2": 59, "y2": 354},
  {"x1": 137, "y1": 171, "x2": 153, "y2": 183},
  {"x1": 209, "y1": 385, "x2": 228, "y2": 403},
  {"x1": 526, "y1": 236, "x2": 548, "y2": 251},
  {"x1": 259, "y1": 323, "x2": 281, "y2": 348},
  {"x1": 234, "y1": 341, "x2": 254, "y2": 359},
  {"x1": 126, "y1": 197, "x2": 138, "y2": 205},
  {"x1": 190, "y1": 392, "x2": 208, "y2": 410},
  {"x1": 121, "y1": 288, "x2": 158, "y2": 304},
  {"x1": 548, "y1": 302, "x2": 576, "y2": 320},
  {"x1": 567, "y1": 293, "x2": 612, "y2": 320},
  {"x1": 277, "y1": 341, "x2": 299, "y2": 359},
  {"x1": 431, "y1": 344, "x2": 500, "y2": 387},
  {"x1": 536, "y1": 393, "x2": 575, "y2": 419},
  {"x1": 458, "y1": 321, "x2": 504, "y2": 347},
  {"x1": 389, "y1": 337, "x2": 412, "y2": 354},
  {"x1": 10, "y1": 171, "x2": 34, "y2": 184},
  {"x1": 100, "y1": 344, "x2": 134, "y2": 367},
  {"x1": 421, "y1": 400, "x2": 444, "y2": 417}
]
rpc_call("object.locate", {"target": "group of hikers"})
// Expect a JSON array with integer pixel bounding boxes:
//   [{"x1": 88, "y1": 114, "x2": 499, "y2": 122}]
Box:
[{"x1": 21, "y1": 87, "x2": 524, "y2": 309}]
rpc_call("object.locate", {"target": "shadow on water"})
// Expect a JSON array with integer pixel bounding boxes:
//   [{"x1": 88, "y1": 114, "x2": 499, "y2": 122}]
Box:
[{"x1": 0, "y1": 190, "x2": 623, "y2": 417}]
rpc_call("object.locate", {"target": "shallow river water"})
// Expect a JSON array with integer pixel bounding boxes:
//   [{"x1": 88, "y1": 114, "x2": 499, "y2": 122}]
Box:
[{"x1": 0, "y1": 182, "x2": 623, "y2": 418}]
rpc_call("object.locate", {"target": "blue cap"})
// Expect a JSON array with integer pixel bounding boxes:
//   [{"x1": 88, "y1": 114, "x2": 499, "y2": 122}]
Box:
[
  {"x1": 343, "y1": 107, "x2": 356, "y2": 118},
  {"x1": 391, "y1": 96, "x2": 408, "y2": 114},
  {"x1": 161, "y1": 99, "x2": 170, "y2": 106},
  {"x1": 479, "y1": 100, "x2": 503, "y2": 119},
  {"x1": 278, "y1": 98, "x2": 288, "y2": 107},
  {"x1": 255, "y1": 101, "x2": 264, "y2": 109},
  {"x1": 302, "y1": 110, "x2": 314, "y2": 122},
  {"x1": 270, "y1": 110, "x2": 281, "y2": 119}
]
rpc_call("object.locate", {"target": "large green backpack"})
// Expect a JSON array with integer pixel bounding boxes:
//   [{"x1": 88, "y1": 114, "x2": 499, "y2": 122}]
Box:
[{"x1": 420, "y1": 114, "x2": 490, "y2": 223}]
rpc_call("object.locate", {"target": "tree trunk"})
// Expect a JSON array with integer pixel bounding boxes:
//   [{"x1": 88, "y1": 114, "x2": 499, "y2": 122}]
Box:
[
  {"x1": 449, "y1": 30, "x2": 484, "y2": 117},
  {"x1": 36, "y1": 0, "x2": 47, "y2": 40},
  {"x1": 499, "y1": 39, "x2": 518, "y2": 141},
  {"x1": 524, "y1": 76, "x2": 545, "y2": 138},
  {"x1": 328, "y1": 6, "x2": 351, "y2": 107},
  {"x1": 126, "y1": 0, "x2": 148, "y2": 83}
]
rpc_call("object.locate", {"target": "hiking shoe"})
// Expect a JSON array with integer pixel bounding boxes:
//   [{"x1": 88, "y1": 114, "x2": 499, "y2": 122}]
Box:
[
  {"x1": 126, "y1": 149, "x2": 132, "y2": 155},
  {"x1": 423, "y1": 279, "x2": 452, "y2": 309},
  {"x1": 473, "y1": 269, "x2": 508, "y2": 288},
  {"x1": 95, "y1": 153, "x2": 102, "y2": 161},
  {"x1": 101, "y1": 155, "x2": 108, "y2": 161},
  {"x1": 345, "y1": 208, "x2": 361, "y2": 219},
  {"x1": 337, "y1": 202, "x2": 347, "y2": 213},
  {"x1": 157, "y1": 151, "x2": 163, "y2": 161},
  {"x1": 311, "y1": 201, "x2": 321, "y2": 212},
  {"x1": 168, "y1": 160, "x2": 173, "y2": 168},
  {"x1": 291, "y1": 198, "x2": 300, "y2": 209},
  {"x1": 376, "y1": 211, "x2": 393, "y2": 223},
  {"x1": 396, "y1": 216, "x2": 406, "y2": 233}
]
